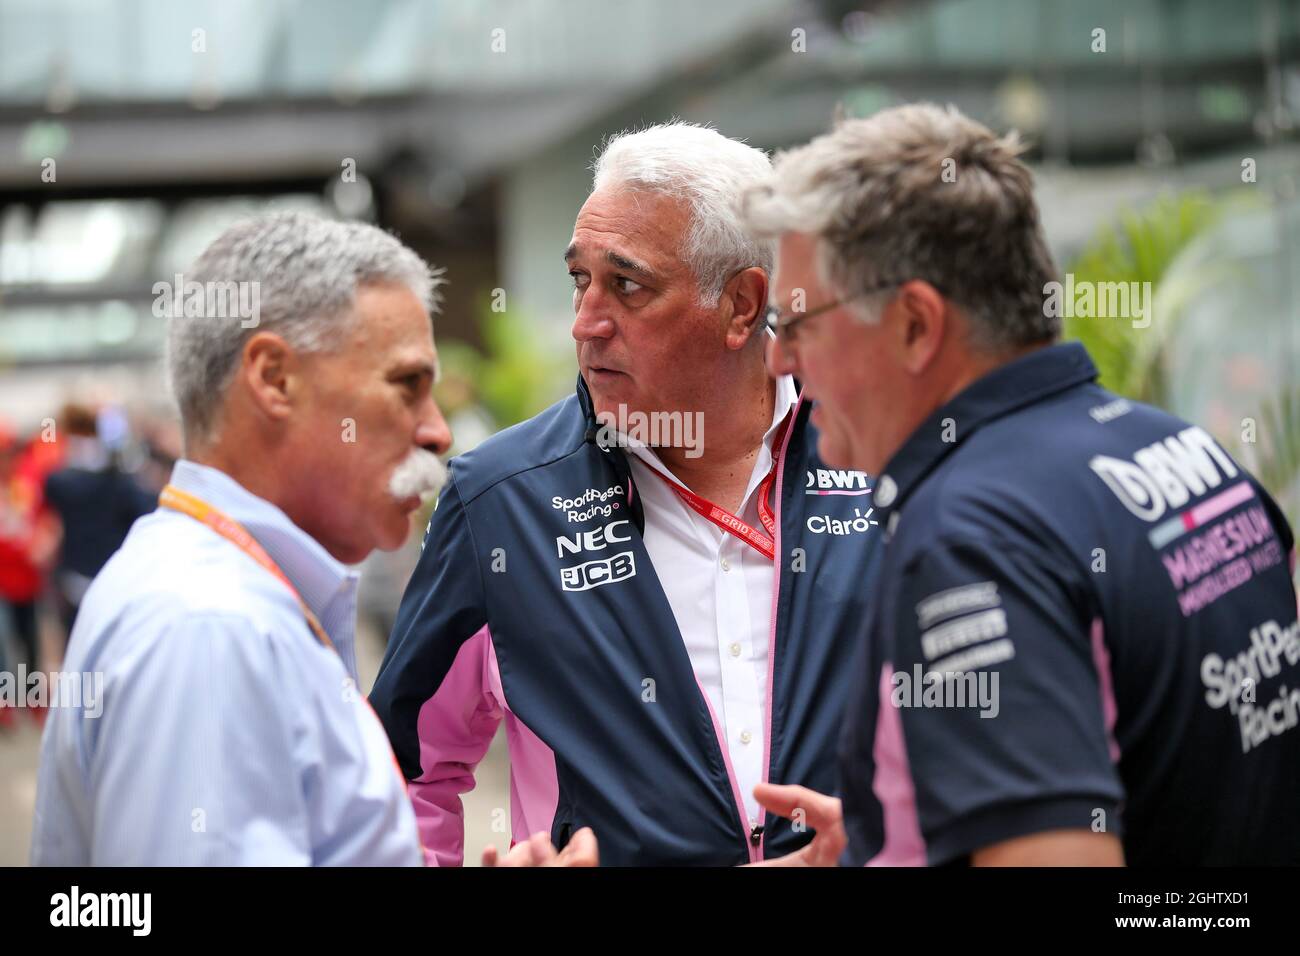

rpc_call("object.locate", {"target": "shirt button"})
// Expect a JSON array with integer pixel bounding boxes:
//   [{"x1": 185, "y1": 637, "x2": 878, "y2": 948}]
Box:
[
  {"x1": 740, "y1": 730, "x2": 753, "y2": 745},
  {"x1": 729, "y1": 642, "x2": 741, "y2": 658},
  {"x1": 720, "y1": 556, "x2": 731, "y2": 572},
  {"x1": 874, "y1": 474, "x2": 897, "y2": 507}
]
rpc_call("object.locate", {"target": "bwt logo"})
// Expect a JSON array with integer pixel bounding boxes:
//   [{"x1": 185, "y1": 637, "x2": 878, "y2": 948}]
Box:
[
  {"x1": 556, "y1": 519, "x2": 632, "y2": 558},
  {"x1": 1089, "y1": 426, "x2": 1238, "y2": 521},
  {"x1": 806, "y1": 469, "x2": 871, "y2": 493},
  {"x1": 561, "y1": 552, "x2": 637, "y2": 591}
]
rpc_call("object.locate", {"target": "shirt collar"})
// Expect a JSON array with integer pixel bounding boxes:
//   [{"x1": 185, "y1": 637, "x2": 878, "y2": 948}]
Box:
[
  {"x1": 166, "y1": 460, "x2": 359, "y2": 637},
  {"x1": 872, "y1": 342, "x2": 1099, "y2": 524}
]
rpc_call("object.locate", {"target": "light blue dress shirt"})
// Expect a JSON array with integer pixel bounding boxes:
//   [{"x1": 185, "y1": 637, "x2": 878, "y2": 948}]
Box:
[{"x1": 31, "y1": 460, "x2": 422, "y2": 865}]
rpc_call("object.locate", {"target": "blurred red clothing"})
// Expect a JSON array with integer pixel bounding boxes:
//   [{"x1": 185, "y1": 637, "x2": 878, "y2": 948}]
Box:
[{"x1": 0, "y1": 436, "x2": 57, "y2": 603}]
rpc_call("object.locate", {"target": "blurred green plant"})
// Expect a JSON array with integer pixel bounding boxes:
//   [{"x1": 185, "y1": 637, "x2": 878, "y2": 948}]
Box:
[
  {"x1": 1063, "y1": 190, "x2": 1222, "y2": 405},
  {"x1": 1064, "y1": 189, "x2": 1299, "y2": 543},
  {"x1": 476, "y1": 305, "x2": 573, "y2": 428},
  {"x1": 1253, "y1": 387, "x2": 1300, "y2": 509},
  {"x1": 433, "y1": 298, "x2": 573, "y2": 433}
]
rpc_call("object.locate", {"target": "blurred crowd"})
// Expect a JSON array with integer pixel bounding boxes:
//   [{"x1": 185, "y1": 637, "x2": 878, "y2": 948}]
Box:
[{"x1": 0, "y1": 402, "x2": 179, "y2": 730}]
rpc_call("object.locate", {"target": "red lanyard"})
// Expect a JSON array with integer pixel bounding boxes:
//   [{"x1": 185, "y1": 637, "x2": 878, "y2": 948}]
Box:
[
  {"x1": 648, "y1": 411, "x2": 792, "y2": 562},
  {"x1": 158, "y1": 484, "x2": 335, "y2": 651}
]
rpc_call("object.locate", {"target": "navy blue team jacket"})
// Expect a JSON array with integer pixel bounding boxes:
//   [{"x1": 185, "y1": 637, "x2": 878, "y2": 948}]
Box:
[
  {"x1": 840, "y1": 342, "x2": 1300, "y2": 866},
  {"x1": 371, "y1": 376, "x2": 883, "y2": 865}
]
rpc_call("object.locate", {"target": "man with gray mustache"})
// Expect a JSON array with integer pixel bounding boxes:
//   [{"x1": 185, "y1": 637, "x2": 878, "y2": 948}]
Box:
[{"x1": 32, "y1": 211, "x2": 451, "y2": 865}]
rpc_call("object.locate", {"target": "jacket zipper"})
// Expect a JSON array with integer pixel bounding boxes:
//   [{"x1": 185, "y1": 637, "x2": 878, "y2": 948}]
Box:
[{"x1": 757, "y1": 395, "x2": 802, "y2": 862}]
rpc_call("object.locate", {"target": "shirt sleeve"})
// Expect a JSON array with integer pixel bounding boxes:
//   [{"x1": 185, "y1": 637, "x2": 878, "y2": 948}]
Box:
[
  {"x1": 367, "y1": 472, "x2": 493, "y2": 865},
  {"x1": 85, "y1": 612, "x2": 314, "y2": 865},
  {"x1": 888, "y1": 536, "x2": 1124, "y2": 865}
]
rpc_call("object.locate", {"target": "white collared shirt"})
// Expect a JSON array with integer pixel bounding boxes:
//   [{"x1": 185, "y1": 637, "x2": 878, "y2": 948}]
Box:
[{"x1": 624, "y1": 375, "x2": 798, "y2": 830}]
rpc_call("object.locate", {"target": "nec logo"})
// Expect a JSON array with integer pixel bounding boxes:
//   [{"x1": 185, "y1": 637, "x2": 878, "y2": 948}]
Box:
[
  {"x1": 556, "y1": 520, "x2": 632, "y2": 558},
  {"x1": 561, "y1": 552, "x2": 637, "y2": 591}
]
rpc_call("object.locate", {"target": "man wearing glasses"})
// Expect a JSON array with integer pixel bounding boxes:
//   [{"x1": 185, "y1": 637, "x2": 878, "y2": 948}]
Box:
[
  {"x1": 743, "y1": 103, "x2": 1300, "y2": 866},
  {"x1": 370, "y1": 122, "x2": 885, "y2": 865}
]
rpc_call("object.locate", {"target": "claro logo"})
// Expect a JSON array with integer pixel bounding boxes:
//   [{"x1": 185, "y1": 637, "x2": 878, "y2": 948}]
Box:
[{"x1": 556, "y1": 520, "x2": 637, "y2": 591}]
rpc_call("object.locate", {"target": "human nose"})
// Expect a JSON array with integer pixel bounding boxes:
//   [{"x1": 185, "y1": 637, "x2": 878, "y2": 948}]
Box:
[
  {"x1": 414, "y1": 394, "x2": 453, "y2": 455},
  {"x1": 571, "y1": 283, "x2": 617, "y2": 344},
  {"x1": 766, "y1": 329, "x2": 798, "y2": 380}
]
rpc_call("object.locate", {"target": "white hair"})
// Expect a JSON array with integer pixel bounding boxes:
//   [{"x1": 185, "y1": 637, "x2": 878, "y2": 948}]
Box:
[
  {"x1": 591, "y1": 121, "x2": 775, "y2": 303},
  {"x1": 166, "y1": 210, "x2": 443, "y2": 442}
]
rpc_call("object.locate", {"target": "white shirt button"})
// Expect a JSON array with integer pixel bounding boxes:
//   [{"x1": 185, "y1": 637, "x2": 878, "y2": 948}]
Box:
[
  {"x1": 740, "y1": 730, "x2": 753, "y2": 745},
  {"x1": 874, "y1": 474, "x2": 897, "y2": 507},
  {"x1": 729, "y1": 642, "x2": 742, "y2": 658},
  {"x1": 720, "y1": 556, "x2": 731, "y2": 572}
]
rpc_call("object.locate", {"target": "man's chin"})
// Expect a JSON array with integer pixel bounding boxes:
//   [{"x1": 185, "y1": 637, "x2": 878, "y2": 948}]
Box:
[
  {"x1": 380, "y1": 502, "x2": 420, "y2": 547},
  {"x1": 587, "y1": 380, "x2": 635, "y2": 413},
  {"x1": 364, "y1": 527, "x2": 410, "y2": 559},
  {"x1": 815, "y1": 431, "x2": 853, "y2": 471}
]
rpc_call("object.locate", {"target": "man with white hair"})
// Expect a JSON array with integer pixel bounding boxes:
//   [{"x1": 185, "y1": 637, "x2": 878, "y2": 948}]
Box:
[
  {"x1": 742, "y1": 103, "x2": 1300, "y2": 866},
  {"x1": 32, "y1": 211, "x2": 452, "y2": 865},
  {"x1": 370, "y1": 123, "x2": 884, "y2": 865}
]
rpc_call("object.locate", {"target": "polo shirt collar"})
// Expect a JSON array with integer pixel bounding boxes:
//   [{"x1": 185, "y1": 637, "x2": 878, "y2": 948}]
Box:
[{"x1": 871, "y1": 342, "x2": 1099, "y2": 524}]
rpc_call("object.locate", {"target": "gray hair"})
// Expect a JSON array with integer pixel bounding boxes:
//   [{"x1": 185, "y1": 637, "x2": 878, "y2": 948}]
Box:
[
  {"x1": 592, "y1": 121, "x2": 775, "y2": 304},
  {"x1": 166, "y1": 211, "x2": 442, "y2": 442},
  {"x1": 742, "y1": 103, "x2": 1061, "y2": 350}
]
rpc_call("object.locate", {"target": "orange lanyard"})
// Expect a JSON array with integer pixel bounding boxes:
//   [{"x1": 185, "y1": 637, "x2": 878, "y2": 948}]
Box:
[
  {"x1": 648, "y1": 411, "x2": 792, "y2": 562},
  {"x1": 160, "y1": 482, "x2": 429, "y2": 860},
  {"x1": 158, "y1": 484, "x2": 335, "y2": 651}
]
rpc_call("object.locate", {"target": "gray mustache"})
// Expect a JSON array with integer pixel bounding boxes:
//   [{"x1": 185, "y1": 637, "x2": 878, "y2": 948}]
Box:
[{"x1": 388, "y1": 447, "x2": 448, "y2": 501}]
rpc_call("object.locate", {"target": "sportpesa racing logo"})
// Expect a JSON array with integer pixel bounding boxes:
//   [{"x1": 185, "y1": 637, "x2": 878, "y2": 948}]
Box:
[
  {"x1": 552, "y1": 483, "x2": 624, "y2": 523},
  {"x1": 1202, "y1": 617, "x2": 1300, "y2": 753}
]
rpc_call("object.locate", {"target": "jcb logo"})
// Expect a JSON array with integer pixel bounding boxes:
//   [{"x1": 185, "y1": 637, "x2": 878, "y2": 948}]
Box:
[
  {"x1": 561, "y1": 552, "x2": 636, "y2": 591},
  {"x1": 556, "y1": 519, "x2": 632, "y2": 558}
]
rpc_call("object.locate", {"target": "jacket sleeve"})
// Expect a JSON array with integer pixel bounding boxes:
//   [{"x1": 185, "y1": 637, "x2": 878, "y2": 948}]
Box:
[{"x1": 367, "y1": 471, "x2": 493, "y2": 866}]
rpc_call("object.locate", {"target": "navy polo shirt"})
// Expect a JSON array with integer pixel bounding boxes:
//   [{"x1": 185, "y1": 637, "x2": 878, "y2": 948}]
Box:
[{"x1": 839, "y1": 342, "x2": 1300, "y2": 866}]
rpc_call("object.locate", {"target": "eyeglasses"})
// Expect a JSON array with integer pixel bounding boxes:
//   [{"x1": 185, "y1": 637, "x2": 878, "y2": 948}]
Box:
[{"x1": 765, "y1": 280, "x2": 905, "y2": 343}]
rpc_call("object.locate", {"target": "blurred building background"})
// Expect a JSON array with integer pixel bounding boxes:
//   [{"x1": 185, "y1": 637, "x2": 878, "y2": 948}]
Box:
[{"x1": 1, "y1": 0, "x2": 1298, "y2": 865}]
